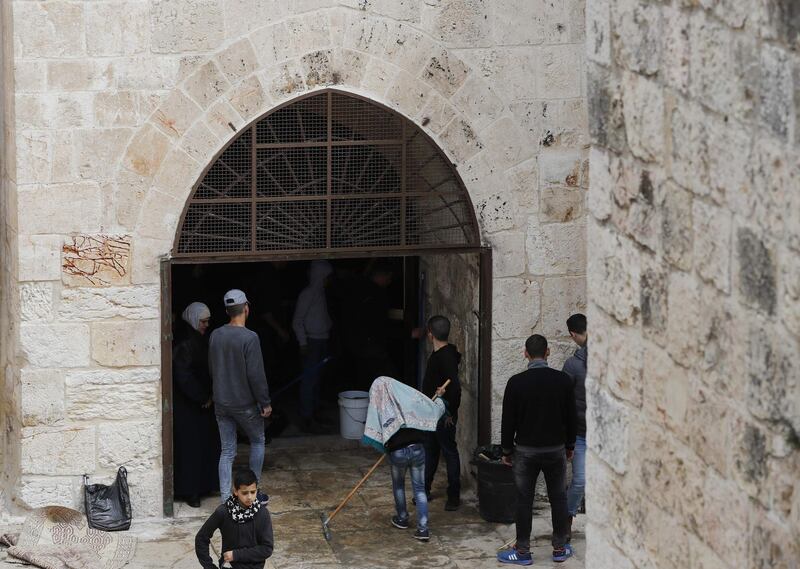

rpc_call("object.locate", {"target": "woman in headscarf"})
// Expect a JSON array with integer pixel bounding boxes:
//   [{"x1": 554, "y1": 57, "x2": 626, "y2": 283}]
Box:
[{"x1": 173, "y1": 302, "x2": 220, "y2": 507}]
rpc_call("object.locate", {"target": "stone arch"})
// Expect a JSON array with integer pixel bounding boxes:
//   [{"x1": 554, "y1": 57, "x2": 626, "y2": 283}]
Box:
[{"x1": 115, "y1": 8, "x2": 509, "y2": 279}]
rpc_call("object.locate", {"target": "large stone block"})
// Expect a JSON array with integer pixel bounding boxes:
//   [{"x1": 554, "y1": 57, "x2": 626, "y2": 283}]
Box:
[
  {"x1": 735, "y1": 227, "x2": 777, "y2": 316},
  {"x1": 692, "y1": 201, "x2": 732, "y2": 294},
  {"x1": 17, "y1": 183, "x2": 102, "y2": 236},
  {"x1": 643, "y1": 341, "x2": 689, "y2": 439},
  {"x1": 86, "y1": 1, "x2": 149, "y2": 56},
  {"x1": 640, "y1": 256, "x2": 668, "y2": 343},
  {"x1": 586, "y1": 379, "x2": 629, "y2": 474},
  {"x1": 588, "y1": 148, "x2": 613, "y2": 221},
  {"x1": 661, "y1": 4, "x2": 689, "y2": 93},
  {"x1": 661, "y1": 181, "x2": 693, "y2": 270},
  {"x1": 123, "y1": 124, "x2": 172, "y2": 180},
  {"x1": 227, "y1": 74, "x2": 269, "y2": 121},
  {"x1": 127, "y1": 468, "x2": 164, "y2": 518},
  {"x1": 538, "y1": 44, "x2": 583, "y2": 100},
  {"x1": 66, "y1": 369, "x2": 159, "y2": 422},
  {"x1": 342, "y1": 13, "x2": 390, "y2": 57},
  {"x1": 425, "y1": 0, "x2": 492, "y2": 47},
  {"x1": 686, "y1": 380, "x2": 729, "y2": 476},
  {"x1": 47, "y1": 60, "x2": 115, "y2": 92},
  {"x1": 758, "y1": 44, "x2": 793, "y2": 141},
  {"x1": 488, "y1": 232, "x2": 526, "y2": 278},
  {"x1": 621, "y1": 72, "x2": 664, "y2": 163},
  {"x1": 19, "y1": 235, "x2": 63, "y2": 281},
  {"x1": 541, "y1": 277, "x2": 586, "y2": 339},
  {"x1": 17, "y1": 131, "x2": 51, "y2": 185},
  {"x1": 526, "y1": 220, "x2": 586, "y2": 276},
  {"x1": 301, "y1": 50, "x2": 337, "y2": 90},
  {"x1": 20, "y1": 369, "x2": 66, "y2": 427},
  {"x1": 587, "y1": 63, "x2": 626, "y2": 153},
  {"x1": 183, "y1": 60, "x2": 232, "y2": 110},
  {"x1": 98, "y1": 421, "x2": 161, "y2": 472},
  {"x1": 59, "y1": 285, "x2": 159, "y2": 320},
  {"x1": 91, "y1": 320, "x2": 160, "y2": 367},
  {"x1": 13, "y1": 1, "x2": 85, "y2": 58},
  {"x1": 151, "y1": 0, "x2": 225, "y2": 53},
  {"x1": 20, "y1": 425, "x2": 96, "y2": 475},
  {"x1": 666, "y1": 271, "x2": 701, "y2": 364},
  {"x1": 20, "y1": 323, "x2": 91, "y2": 368},
  {"x1": 20, "y1": 282, "x2": 54, "y2": 322},
  {"x1": 152, "y1": 149, "x2": 200, "y2": 204},
  {"x1": 586, "y1": 0, "x2": 611, "y2": 65},
  {"x1": 606, "y1": 327, "x2": 644, "y2": 408},
  {"x1": 492, "y1": 278, "x2": 540, "y2": 340},
  {"x1": 216, "y1": 38, "x2": 259, "y2": 83},
  {"x1": 130, "y1": 237, "x2": 172, "y2": 284},
  {"x1": 587, "y1": 221, "x2": 640, "y2": 324},
  {"x1": 180, "y1": 122, "x2": 221, "y2": 164},
  {"x1": 451, "y1": 76, "x2": 503, "y2": 132},
  {"x1": 114, "y1": 55, "x2": 181, "y2": 91},
  {"x1": 611, "y1": 0, "x2": 661, "y2": 76},
  {"x1": 152, "y1": 89, "x2": 203, "y2": 140},
  {"x1": 420, "y1": 49, "x2": 470, "y2": 98},
  {"x1": 439, "y1": 118, "x2": 484, "y2": 163},
  {"x1": 18, "y1": 476, "x2": 81, "y2": 510}
]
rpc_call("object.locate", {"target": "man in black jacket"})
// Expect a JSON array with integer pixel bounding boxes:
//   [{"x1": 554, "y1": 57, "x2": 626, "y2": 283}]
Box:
[
  {"x1": 421, "y1": 315, "x2": 462, "y2": 511},
  {"x1": 497, "y1": 335, "x2": 577, "y2": 566},
  {"x1": 195, "y1": 468, "x2": 274, "y2": 569}
]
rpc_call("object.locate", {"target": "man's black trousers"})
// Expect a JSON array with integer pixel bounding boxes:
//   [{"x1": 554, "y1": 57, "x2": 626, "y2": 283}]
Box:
[{"x1": 512, "y1": 446, "x2": 569, "y2": 551}]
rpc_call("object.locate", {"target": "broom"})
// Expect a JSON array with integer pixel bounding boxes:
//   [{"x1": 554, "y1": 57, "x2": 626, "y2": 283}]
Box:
[{"x1": 320, "y1": 379, "x2": 451, "y2": 541}]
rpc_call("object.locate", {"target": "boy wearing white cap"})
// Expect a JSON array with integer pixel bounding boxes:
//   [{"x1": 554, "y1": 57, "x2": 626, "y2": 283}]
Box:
[{"x1": 209, "y1": 289, "x2": 272, "y2": 506}]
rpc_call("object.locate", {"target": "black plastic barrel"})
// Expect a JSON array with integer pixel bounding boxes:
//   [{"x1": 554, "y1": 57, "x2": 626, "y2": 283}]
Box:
[{"x1": 474, "y1": 459, "x2": 516, "y2": 523}]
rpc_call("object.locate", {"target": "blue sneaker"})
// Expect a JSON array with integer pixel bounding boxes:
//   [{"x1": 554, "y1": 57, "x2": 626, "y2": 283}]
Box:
[
  {"x1": 391, "y1": 515, "x2": 409, "y2": 529},
  {"x1": 497, "y1": 547, "x2": 533, "y2": 565},
  {"x1": 257, "y1": 491, "x2": 270, "y2": 506},
  {"x1": 553, "y1": 544, "x2": 574, "y2": 562}
]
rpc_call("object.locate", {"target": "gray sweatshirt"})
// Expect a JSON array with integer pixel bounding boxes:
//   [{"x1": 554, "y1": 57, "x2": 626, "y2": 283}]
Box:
[
  {"x1": 208, "y1": 324, "x2": 270, "y2": 412},
  {"x1": 292, "y1": 260, "x2": 333, "y2": 346}
]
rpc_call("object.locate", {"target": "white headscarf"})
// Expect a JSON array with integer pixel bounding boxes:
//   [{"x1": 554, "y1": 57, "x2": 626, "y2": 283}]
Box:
[{"x1": 182, "y1": 302, "x2": 211, "y2": 332}]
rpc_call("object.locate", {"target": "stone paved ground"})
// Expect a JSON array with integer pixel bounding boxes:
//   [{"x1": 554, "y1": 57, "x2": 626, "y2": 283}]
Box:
[{"x1": 1, "y1": 435, "x2": 586, "y2": 568}]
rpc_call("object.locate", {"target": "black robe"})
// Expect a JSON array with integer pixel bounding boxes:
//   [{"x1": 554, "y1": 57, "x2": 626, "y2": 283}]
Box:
[{"x1": 173, "y1": 327, "x2": 220, "y2": 497}]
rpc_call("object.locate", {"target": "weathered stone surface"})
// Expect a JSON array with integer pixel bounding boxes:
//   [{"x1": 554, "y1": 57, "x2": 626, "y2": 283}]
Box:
[
  {"x1": 180, "y1": 121, "x2": 220, "y2": 163},
  {"x1": 606, "y1": 327, "x2": 643, "y2": 408},
  {"x1": 98, "y1": 421, "x2": 161, "y2": 472},
  {"x1": 123, "y1": 124, "x2": 172, "y2": 180},
  {"x1": 20, "y1": 282, "x2": 54, "y2": 321},
  {"x1": 439, "y1": 118, "x2": 483, "y2": 163},
  {"x1": 18, "y1": 477, "x2": 80, "y2": 510},
  {"x1": 421, "y1": 49, "x2": 470, "y2": 98},
  {"x1": 643, "y1": 341, "x2": 688, "y2": 439},
  {"x1": 91, "y1": 320, "x2": 160, "y2": 367},
  {"x1": 587, "y1": 221, "x2": 639, "y2": 324},
  {"x1": 541, "y1": 277, "x2": 586, "y2": 339},
  {"x1": 492, "y1": 278, "x2": 540, "y2": 339},
  {"x1": 19, "y1": 235, "x2": 63, "y2": 281},
  {"x1": 66, "y1": 370, "x2": 159, "y2": 422},
  {"x1": 488, "y1": 232, "x2": 526, "y2": 277},
  {"x1": 20, "y1": 425, "x2": 96, "y2": 475},
  {"x1": 666, "y1": 271, "x2": 701, "y2": 365},
  {"x1": 586, "y1": 377, "x2": 629, "y2": 474},
  {"x1": 692, "y1": 200, "x2": 732, "y2": 294},
  {"x1": 19, "y1": 323, "x2": 91, "y2": 368},
  {"x1": 216, "y1": 38, "x2": 259, "y2": 83},
  {"x1": 13, "y1": 2, "x2": 85, "y2": 58},
  {"x1": 59, "y1": 285, "x2": 159, "y2": 320},
  {"x1": 153, "y1": 89, "x2": 203, "y2": 139},
  {"x1": 586, "y1": 0, "x2": 611, "y2": 65},
  {"x1": 538, "y1": 44, "x2": 583, "y2": 100},
  {"x1": 183, "y1": 60, "x2": 231, "y2": 110},
  {"x1": 611, "y1": 0, "x2": 660, "y2": 76},
  {"x1": 151, "y1": 0, "x2": 225, "y2": 54},
  {"x1": 20, "y1": 369, "x2": 66, "y2": 427},
  {"x1": 86, "y1": 1, "x2": 149, "y2": 56},
  {"x1": 736, "y1": 227, "x2": 777, "y2": 316},
  {"x1": 621, "y1": 72, "x2": 664, "y2": 162},
  {"x1": 639, "y1": 259, "x2": 668, "y2": 341},
  {"x1": 661, "y1": 181, "x2": 693, "y2": 270},
  {"x1": 587, "y1": 63, "x2": 626, "y2": 152},
  {"x1": 17, "y1": 183, "x2": 102, "y2": 235},
  {"x1": 526, "y1": 220, "x2": 586, "y2": 276}
]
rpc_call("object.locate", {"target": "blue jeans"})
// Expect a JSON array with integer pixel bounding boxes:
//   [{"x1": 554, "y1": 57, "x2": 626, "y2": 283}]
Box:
[
  {"x1": 216, "y1": 406, "x2": 265, "y2": 502},
  {"x1": 300, "y1": 339, "x2": 327, "y2": 419},
  {"x1": 389, "y1": 443, "x2": 428, "y2": 532},
  {"x1": 567, "y1": 436, "x2": 586, "y2": 516},
  {"x1": 424, "y1": 416, "x2": 461, "y2": 500}
]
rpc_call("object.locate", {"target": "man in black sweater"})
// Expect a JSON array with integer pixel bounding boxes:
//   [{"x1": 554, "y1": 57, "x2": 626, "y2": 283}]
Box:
[
  {"x1": 497, "y1": 335, "x2": 577, "y2": 566},
  {"x1": 421, "y1": 315, "x2": 462, "y2": 511}
]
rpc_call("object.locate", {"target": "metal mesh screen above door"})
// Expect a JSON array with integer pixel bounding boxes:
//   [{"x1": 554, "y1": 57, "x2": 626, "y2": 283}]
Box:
[{"x1": 175, "y1": 90, "x2": 480, "y2": 257}]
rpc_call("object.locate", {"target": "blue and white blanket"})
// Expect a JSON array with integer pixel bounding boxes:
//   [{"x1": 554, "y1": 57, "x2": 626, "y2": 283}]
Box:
[{"x1": 362, "y1": 376, "x2": 446, "y2": 452}]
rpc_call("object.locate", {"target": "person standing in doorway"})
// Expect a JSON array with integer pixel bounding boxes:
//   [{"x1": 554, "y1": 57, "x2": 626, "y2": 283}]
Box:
[
  {"x1": 421, "y1": 315, "x2": 462, "y2": 511},
  {"x1": 562, "y1": 313, "x2": 587, "y2": 543},
  {"x1": 497, "y1": 335, "x2": 576, "y2": 565},
  {"x1": 292, "y1": 260, "x2": 334, "y2": 434},
  {"x1": 209, "y1": 289, "x2": 272, "y2": 506},
  {"x1": 172, "y1": 302, "x2": 219, "y2": 507}
]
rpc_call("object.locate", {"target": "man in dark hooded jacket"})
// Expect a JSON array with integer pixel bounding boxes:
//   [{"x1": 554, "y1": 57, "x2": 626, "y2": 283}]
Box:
[
  {"x1": 562, "y1": 313, "x2": 587, "y2": 541},
  {"x1": 421, "y1": 315, "x2": 462, "y2": 511}
]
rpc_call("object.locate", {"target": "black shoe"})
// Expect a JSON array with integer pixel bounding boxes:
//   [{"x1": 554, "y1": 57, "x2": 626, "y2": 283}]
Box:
[
  {"x1": 257, "y1": 491, "x2": 270, "y2": 506},
  {"x1": 413, "y1": 529, "x2": 430, "y2": 541},
  {"x1": 186, "y1": 495, "x2": 201, "y2": 508},
  {"x1": 391, "y1": 515, "x2": 409, "y2": 529},
  {"x1": 444, "y1": 497, "x2": 460, "y2": 511}
]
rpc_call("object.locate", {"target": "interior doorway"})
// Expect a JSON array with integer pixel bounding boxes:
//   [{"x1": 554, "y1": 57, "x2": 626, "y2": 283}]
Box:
[{"x1": 160, "y1": 89, "x2": 491, "y2": 515}]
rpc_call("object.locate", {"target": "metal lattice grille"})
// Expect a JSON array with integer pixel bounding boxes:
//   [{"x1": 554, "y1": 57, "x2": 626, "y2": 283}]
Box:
[{"x1": 176, "y1": 91, "x2": 479, "y2": 256}]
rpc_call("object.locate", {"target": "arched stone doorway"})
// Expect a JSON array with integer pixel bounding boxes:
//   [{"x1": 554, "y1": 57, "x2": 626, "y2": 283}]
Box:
[{"x1": 162, "y1": 89, "x2": 492, "y2": 515}]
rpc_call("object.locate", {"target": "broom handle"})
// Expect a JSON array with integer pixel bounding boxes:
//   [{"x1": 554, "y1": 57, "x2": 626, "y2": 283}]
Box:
[{"x1": 326, "y1": 379, "x2": 451, "y2": 524}]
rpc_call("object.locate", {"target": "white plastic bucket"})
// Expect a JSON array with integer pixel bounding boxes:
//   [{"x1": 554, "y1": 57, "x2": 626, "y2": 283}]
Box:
[{"x1": 338, "y1": 390, "x2": 369, "y2": 440}]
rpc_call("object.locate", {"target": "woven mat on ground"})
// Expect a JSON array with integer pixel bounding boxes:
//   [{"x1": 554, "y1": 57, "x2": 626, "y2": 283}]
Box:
[{"x1": 0, "y1": 506, "x2": 136, "y2": 569}]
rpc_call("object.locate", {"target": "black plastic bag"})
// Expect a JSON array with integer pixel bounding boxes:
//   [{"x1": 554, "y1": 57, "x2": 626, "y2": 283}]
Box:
[{"x1": 83, "y1": 467, "x2": 132, "y2": 531}]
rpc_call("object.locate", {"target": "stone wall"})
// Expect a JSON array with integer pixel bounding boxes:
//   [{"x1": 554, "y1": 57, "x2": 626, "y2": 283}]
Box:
[
  {"x1": 586, "y1": 0, "x2": 800, "y2": 566},
  {"x1": 8, "y1": 0, "x2": 587, "y2": 516}
]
